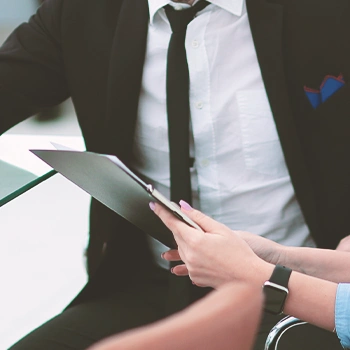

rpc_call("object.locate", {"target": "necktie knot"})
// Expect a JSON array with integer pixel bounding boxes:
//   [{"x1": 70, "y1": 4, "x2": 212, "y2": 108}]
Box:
[{"x1": 164, "y1": 1, "x2": 209, "y2": 33}]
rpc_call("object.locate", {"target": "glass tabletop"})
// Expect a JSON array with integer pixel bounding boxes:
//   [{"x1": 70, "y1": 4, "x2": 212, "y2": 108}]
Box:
[{"x1": 0, "y1": 134, "x2": 85, "y2": 206}]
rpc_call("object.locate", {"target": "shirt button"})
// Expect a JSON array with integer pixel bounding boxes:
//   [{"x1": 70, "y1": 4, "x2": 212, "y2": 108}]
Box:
[
  {"x1": 192, "y1": 40, "x2": 199, "y2": 48},
  {"x1": 174, "y1": 5, "x2": 183, "y2": 10},
  {"x1": 195, "y1": 101, "x2": 204, "y2": 109},
  {"x1": 201, "y1": 159, "x2": 210, "y2": 167}
]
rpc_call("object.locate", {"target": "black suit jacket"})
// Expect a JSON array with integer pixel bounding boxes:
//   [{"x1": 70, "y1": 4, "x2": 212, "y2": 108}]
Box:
[{"x1": 1, "y1": 0, "x2": 350, "y2": 305}]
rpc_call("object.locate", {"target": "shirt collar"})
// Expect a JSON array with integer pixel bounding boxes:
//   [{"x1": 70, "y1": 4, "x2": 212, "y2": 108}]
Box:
[{"x1": 148, "y1": 0, "x2": 244, "y2": 25}]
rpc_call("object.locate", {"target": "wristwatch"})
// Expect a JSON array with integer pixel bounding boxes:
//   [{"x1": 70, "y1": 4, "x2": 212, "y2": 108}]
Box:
[{"x1": 263, "y1": 265, "x2": 292, "y2": 315}]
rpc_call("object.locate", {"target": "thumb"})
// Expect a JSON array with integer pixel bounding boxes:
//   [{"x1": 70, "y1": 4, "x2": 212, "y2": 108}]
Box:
[{"x1": 179, "y1": 200, "x2": 227, "y2": 233}]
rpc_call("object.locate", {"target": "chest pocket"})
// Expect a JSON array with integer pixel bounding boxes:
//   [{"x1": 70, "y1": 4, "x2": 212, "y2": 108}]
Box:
[{"x1": 237, "y1": 90, "x2": 289, "y2": 179}]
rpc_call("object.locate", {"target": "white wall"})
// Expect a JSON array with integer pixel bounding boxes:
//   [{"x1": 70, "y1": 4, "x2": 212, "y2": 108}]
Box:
[{"x1": 0, "y1": 0, "x2": 37, "y2": 24}]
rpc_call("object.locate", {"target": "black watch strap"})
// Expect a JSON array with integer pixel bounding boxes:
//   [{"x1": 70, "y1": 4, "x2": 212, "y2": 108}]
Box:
[
  {"x1": 263, "y1": 265, "x2": 292, "y2": 315},
  {"x1": 269, "y1": 265, "x2": 292, "y2": 287}
]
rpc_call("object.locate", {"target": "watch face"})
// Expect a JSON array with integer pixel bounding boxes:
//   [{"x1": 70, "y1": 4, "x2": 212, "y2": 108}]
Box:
[{"x1": 264, "y1": 284, "x2": 288, "y2": 315}]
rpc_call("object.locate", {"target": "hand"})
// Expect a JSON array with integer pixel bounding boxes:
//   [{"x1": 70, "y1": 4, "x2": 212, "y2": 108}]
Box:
[
  {"x1": 162, "y1": 231, "x2": 285, "y2": 276},
  {"x1": 336, "y1": 235, "x2": 350, "y2": 252},
  {"x1": 160, "y1": 209, "x2": 286, "y2": 280},
  {"x1": 152, "y1": 201, "x2": 272, "y2": 289},
  {"x1": 236, "y1": 230, "x2": 286, "y2": 266}
]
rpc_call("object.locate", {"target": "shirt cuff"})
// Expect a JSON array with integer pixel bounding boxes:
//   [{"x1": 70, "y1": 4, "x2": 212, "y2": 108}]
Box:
[{"x1": 335, "y1": 283, "x2": 350, "y2": 349}]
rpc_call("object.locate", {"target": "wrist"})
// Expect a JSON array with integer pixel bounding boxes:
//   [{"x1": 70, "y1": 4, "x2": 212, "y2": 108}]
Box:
[
  {"x1": 279, "y1": 246, "x2": 307, "y2": 274},
  {"x1": 275, "y1": 244, "x2": 291, "y2": 266},
  {"x1": 249, "y1": 259, "x2": 275, "y2": 288},
  {"x1": 263, "y1": 265, "x2": 292, "y2": 315}
]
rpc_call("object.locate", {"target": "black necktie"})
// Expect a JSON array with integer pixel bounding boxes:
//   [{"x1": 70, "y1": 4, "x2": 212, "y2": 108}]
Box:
[
  {"x1": 165, "y1": 1, "x2": 209, "y2": 205},
  {"x1": 164, "y1": 1, "x2": 210, "y2": 314}
]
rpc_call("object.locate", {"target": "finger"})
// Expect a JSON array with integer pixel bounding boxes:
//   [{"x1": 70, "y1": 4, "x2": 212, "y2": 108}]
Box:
[
  {"x1": 187, "y1": 274, "x2": 206, "y2": 287},
  {"x1": 161, "y1": 249, "x2": 181, "y2": 261},
  {"x1": 171, "y1": 264, "x2": 189, "y2": 276},
  {"x1": 179, "y1": 200, "x2": 228, "y2": 233},
  {"x1": 192, "y1": 281, "x2": 206, "y2": 287},
  {"x1": 152, "y1": 202, "x2": 201, "y2": 243}
]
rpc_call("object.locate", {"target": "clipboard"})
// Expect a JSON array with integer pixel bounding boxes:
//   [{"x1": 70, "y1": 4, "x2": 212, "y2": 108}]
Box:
[{"x1": 30, "y1": 149, "x2": 202, "y2": 248}]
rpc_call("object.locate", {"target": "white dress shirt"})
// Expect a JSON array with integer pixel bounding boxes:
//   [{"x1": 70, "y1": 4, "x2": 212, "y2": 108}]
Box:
[{"x1": 130, "y1": 0, "x2": 316, "y2": 267}]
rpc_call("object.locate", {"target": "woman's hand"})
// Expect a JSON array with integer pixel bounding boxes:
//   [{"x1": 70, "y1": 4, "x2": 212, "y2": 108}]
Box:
[
  {"x1": 151, "y1": 201, "x2": 272, "y2": 289},
  {"x1": 336, "y1": 235, "x2": 350, "y2": 252},
  {"x1": 235, "y1": 230, "x2": 287, "y2": 266},
  {"x1": 162, "y1": 230, "x2": 287, "y2": 274},
  {"x1": 162, "y1": 229, "x2": 285, "y2": 269}
]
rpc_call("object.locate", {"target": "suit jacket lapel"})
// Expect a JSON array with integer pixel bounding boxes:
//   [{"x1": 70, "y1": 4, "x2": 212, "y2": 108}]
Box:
[
  {"x1": 102, "y1": 0, "x2": 149, "y2": 162},
  {"x1": 246, "y1": 0, "x2": 320, "y2": 239}
]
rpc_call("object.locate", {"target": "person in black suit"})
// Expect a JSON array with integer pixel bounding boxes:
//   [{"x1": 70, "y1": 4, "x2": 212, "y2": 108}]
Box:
[
  {"x1": 1, "y1": 0, "x2": 350, "y2": 349},
  {"x1": 34, "y1": 0, "x2": 64, "y2": 121}
]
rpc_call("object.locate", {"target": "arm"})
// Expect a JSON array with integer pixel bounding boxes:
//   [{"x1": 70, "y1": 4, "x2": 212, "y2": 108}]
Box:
[
  {"x1": 271, "y1": 246, "x2": 350, "y2": 283},
  {"x1": 152, "y1": 202, "x2": 338, "y2": 332},
  {"x1": 336, "y1": 234, "x2": 350, "y2": 252},
  {"x1": 237, "y1": 230, "x2": 350, "y2": 283},
  {"x1": 160, "y1": 206, "x2": 350, "y2": 284},
  {"x1": 0, "y1": 0, "x2": 69, "y2": 133},
  {"x1": 87, "y1": 283, "x2": 263, "y2": 350}
]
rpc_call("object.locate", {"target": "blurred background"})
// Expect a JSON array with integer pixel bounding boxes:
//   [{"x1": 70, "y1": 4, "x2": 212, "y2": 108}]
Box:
[{"x1": 0, "y1": 1, "x2": 90, "y2": 348}]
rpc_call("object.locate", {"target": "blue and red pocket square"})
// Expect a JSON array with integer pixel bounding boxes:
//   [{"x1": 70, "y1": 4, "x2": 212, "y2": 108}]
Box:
[{"x1": 304, "y1": 74, "x2": 345, "y2": 109}]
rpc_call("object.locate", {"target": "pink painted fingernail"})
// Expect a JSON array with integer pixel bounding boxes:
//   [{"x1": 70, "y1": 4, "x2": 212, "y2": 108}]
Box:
[
  {"x1": 149, "y1": 202, "x2": 156, "y2": 211},
  {"x1": 161, "y1": 252, "x2": 165, "y2": 259},
  {"x1": 179, "y1": 200, "x2": 193, "y2": 211}
]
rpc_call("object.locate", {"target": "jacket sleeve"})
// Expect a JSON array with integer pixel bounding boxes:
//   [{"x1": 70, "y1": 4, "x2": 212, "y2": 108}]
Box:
[{"x1": 0, "y1": 0, "x2": 69, "y2": 134}]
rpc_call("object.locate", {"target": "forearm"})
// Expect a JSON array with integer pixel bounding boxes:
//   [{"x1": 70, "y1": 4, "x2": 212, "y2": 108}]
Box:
[
  {"x1": 284, "y1": 270, "x2": 337, "y2": 331},
  {"x1": 88, "y1": 283, "x2": 263, "y2": 350},
  {"x1": 279, "y1": 246, "x2": 350, "y2": 283},
  {"x1": 253, "y1": 261, "x2": 337, "y2": 331}
]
